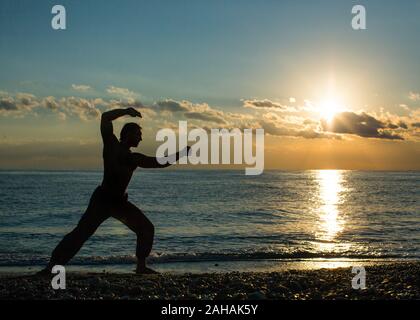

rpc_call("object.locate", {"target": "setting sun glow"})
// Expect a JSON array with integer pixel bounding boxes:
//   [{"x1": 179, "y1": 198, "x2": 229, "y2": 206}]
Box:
[{"x1": 319, "y1": 98, "x2": 343, "y2": 123}]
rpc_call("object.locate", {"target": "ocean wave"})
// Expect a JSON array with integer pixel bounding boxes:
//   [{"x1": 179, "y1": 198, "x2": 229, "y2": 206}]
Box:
[{"x1": 0, "y1": 250, "x2": 412, "y2": 267}]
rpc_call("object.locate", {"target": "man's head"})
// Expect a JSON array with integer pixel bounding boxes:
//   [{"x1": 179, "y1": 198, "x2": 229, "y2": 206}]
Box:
[{"x1": 120, "y1": 122, "x2": 142, "y2": 147}]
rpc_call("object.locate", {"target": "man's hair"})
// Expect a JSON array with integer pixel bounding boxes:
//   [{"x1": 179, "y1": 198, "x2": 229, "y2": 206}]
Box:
[{"x1": 120, "y1": 122, "x2": 141, "y2": 141}]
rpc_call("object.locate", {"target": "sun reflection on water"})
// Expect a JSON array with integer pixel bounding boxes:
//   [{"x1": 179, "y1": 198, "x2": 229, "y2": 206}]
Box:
[{"x1": 315, "y1": 170, "x2": 346, "y2": 250}]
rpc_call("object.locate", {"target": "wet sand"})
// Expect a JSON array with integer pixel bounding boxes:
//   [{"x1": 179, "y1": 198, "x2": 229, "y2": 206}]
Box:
[{"x1": 1, "y1": 262, "x2": 418, "y2": 300}]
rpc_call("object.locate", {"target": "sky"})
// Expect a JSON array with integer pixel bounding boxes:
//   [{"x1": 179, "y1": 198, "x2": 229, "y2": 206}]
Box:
[{"x1": 0, "y1": 0, "x2": 419, "y2": 170}]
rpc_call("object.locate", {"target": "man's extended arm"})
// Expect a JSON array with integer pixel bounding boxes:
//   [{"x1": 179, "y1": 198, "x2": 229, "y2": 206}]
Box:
[
  {"x1": 130, "y1": 147, "x2": 190, "y2": 168},
  {"x1": 101, "y1": 107, "x2": 142, "y2": 141}
]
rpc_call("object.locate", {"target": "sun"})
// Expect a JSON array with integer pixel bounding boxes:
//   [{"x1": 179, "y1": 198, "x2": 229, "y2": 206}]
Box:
[{"x1": 319, "y1": 97, "x2": 343, "y2": 123}]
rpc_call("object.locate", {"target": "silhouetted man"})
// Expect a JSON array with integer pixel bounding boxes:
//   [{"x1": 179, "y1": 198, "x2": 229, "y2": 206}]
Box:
[{"x1": 39, "y1": 107, "x2": 189, "y2": 274}]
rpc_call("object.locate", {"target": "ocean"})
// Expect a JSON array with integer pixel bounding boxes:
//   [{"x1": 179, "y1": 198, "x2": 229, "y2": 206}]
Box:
[{"x1": 0, "y1": 170, "x2": 419, "y2": 273}]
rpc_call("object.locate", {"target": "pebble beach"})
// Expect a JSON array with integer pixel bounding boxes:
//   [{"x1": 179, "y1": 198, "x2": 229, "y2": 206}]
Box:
[{"x1": 1, "y1": 262, "x2": 419, "y2": 300}]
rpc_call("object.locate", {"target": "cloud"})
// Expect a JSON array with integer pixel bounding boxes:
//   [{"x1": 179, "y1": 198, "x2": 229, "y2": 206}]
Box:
[
  {"x1": 109, "y1": 98, "x2": 191, "y2": 116},
  {"x1": 184, "y1": 111, "x2": 227, "y2": 124},
  {"x1": 106, "y1": 99, "x2": 157, "y2": 119},
  {"x1": 409, "y1": 91, "x2": 420, "y2": 101},
  {"x1": 106, "y1": 86, "x2": 137, "y2": 99},
  {"x1": 146, "y1": 98, "x2": 260, "y2": 128},
  {"x1": 0, "y1": 91, "x2": 142, "y2": 121},
  {"x1": 149, "y1": 99, "x2": 237, "y2": 125},
  {"x1": 16, "y1": 93, "x2": 38, "y2": 107},
  {"x1": 1, "y1": 90, "x2": 418, "y2": 142},
  {"x1": 260, "y1": 120, "x2": 338, "y2": 139},
  {"x1": 258, "y1": 112, "x2": 338, "y2": 139},
  {"x1": 153, "y1": 99, "x2": 190, "y2": 112},
  {"x1": 303, "y1": 119, "x2": 319, "y2": 126},
  {"x1": 43, "y1": 95, "x2": 101, "y2": 121},
  {"x1": 60, "y1": 97, "x2": 101, "y2": 121},
  {"x1": 321, "y1": 111, "x2": 404, "y2": 140},
  {"x1": 397, "y1": 121, "x2": 408, "y2": 129},
  {"x1": 0, "y1": 93, "x2": 39, "y2": 115},
  {"x1": 0, "y1": 97, "x2": 17, "y2": 110},
  {"x1": 225, "y1": 112, "x2": 254, "y2": 121},
  {"x1": 110, "y1": 99, "x2": 145, "y2": 109},
  {"x1": 42, "y1": 96, "x2": 59, "y2": 111},
  {"x1": 243, "y1": 99, "x2": 287, "y2": 110},
  {"x1": 185, "y1": 102, "x2": 232, "y2": 125},
  {"x1": 386, "y1": 123, "x2": 399, "y2": 129},
  {"x1": 84, "y1": 95, "x2": 253, "y2": 127},
  {"x1": 71, "y1": 84, "x2": 91, "y2": 91},
  {"x1": 371, "y1": 107, "x2": 420, "y2": 141},
  {"x1": 262, "y1": 112, "x2": 282, "y2": 122}
]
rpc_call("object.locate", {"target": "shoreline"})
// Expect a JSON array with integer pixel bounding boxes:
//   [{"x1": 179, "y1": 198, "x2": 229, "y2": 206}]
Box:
[
  {"x1": 0, "y1": 258, "x2": 414, "y2": 275},
  {"x1": 1, "y1": 262, "x2": 418, "y2": 300}
]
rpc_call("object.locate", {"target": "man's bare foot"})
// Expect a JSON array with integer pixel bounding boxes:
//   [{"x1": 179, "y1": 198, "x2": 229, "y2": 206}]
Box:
[{"x1": 135, "y1": 266, "x2": 159, "y2": 274}]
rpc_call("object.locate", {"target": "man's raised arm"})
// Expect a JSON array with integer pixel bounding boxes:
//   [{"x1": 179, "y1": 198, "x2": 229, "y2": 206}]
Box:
[
  {"x1": 101, "y1": 107, "x2": 142, "y2": 141},
  {"x1": 130, "y1": 147, "x2": 191, "y2": 169}
]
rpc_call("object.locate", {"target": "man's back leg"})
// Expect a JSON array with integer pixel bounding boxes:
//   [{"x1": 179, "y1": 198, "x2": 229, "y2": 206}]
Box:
[{"x1": 40, "y1": 190, "x2": 109, "y2": 273}]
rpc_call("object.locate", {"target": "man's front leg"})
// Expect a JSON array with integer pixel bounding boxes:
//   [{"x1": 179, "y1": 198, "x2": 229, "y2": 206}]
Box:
[
  {"x1": 114, "y1": 201, "x2": 159, "y2": 274},
  {"x1": 135, "y1": 258, "x2": 159, "y2": 274}
]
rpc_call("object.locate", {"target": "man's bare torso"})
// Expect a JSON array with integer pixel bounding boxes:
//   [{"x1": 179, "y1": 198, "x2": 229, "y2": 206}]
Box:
[{"x1": 101, "y1": 137, "x2": 136, "y2": 197}]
